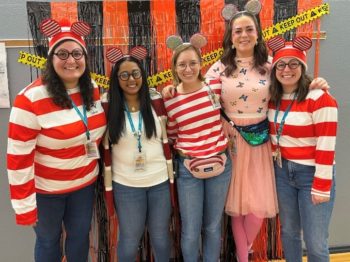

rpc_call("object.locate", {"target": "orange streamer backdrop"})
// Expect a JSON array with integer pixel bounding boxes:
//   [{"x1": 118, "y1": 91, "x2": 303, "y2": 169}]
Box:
[{"x1": 103, "y1": 1, "x2": 129, "y2": 76}]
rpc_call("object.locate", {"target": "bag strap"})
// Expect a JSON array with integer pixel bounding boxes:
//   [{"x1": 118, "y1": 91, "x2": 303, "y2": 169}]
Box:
[{"x1": 220, "y1": 108, "x2": 239, "y2": 130}]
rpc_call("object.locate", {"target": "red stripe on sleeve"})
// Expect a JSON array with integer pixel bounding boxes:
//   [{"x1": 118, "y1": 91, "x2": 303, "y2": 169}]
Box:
[
  {"x1": 7, "y1": 153, "x2": 35, "y2": 170},
  {"x1": 16, "y1": 208, "x2": 37, "y2": 225},
  {"x1": 312, "y1": 176, "x2": 332, "y2": 193},
  {"x1": 10, "y1": 180, "x2": 35, "y2": 200}
]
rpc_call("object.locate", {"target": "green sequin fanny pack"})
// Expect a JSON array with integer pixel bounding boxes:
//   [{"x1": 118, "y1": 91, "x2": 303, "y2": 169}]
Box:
[{"x1": 220, "y1": 109, "x2": 269, "y2": 147}]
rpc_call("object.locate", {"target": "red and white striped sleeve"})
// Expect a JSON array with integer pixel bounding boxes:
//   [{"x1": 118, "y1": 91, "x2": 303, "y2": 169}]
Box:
[
  {"x1": 311, "y1": 91, "x2": 338, "y2": 197},
  {"x1": 7, "y1": 84, "x2": 41, "y2": 225}
]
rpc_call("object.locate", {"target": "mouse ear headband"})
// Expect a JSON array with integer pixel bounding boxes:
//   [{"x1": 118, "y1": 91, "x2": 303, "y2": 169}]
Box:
[
  {"x1": 221, "y1": 0, "x2": 262, "y2": 21},
  {"x1": 166, "y1": 33, "x2": 207, "y2": 51},
  {"x1": 105, "y1": 46, "x2": 148, "y2": 64},
  {"x1": 40, "y1": 18, "x2": 91, "y2": 55},
  {"x1": 267, "y1": 36, "x2": 312, "y2": 69}
]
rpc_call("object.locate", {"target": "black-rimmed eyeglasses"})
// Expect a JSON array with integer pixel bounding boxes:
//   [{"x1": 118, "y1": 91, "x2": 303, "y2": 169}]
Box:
[
  {"x1": 54, "y1": 49, "x2": 84, "y2": 60},
  {"x1": 118, "y1": 70, "x2": 142, "y2": 81},
  {"x1": 276, "y1": 59, "x2": 301, "y2": 71}
]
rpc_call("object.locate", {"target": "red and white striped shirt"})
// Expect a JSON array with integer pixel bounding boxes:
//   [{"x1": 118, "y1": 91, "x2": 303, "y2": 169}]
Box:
[
  {"x1": 164, "y1": 79, "x2": 227, "y2": 158},
  {"x1": 7, "y1": 78, "x2": 106, "y2": 225},
  {"x1": 268, "y1": 89, "x2": 337, "y2": 197}
]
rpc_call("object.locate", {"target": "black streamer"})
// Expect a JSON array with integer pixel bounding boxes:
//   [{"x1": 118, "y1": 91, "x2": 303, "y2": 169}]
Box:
[
  {"x1": 175, "y1": 0, "x2": 200, "y2": 42},
  {"x1": 127, "y1": 1, "x2": 152, "y2": 78},
  {"x1": 26, "y1": 1, "x2": 51, "y2": 58},
  {"x1": 78, "y1": 1, "x2": 105, "y2": 76},
  {"x1": 274, "y1": 0, "x2": 298, "y2": 40}
]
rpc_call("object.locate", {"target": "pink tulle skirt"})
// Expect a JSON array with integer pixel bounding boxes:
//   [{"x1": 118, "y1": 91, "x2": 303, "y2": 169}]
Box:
[{"x1": 225, "y1": 116, "x2": 278, "y2": 218}]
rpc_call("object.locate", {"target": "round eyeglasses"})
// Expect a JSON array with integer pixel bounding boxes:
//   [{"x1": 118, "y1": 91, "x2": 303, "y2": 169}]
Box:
[
  {"x1": 276, "y1": 59, "x2": 301, "y2": 71},
  {"x1": 118, "y1": 70, "x2": 142, "y2": 81},
  {"x1": 54, "y1": 49, "x2": 84, "y2": 60},
  {"x1": 176, "y1": 61, "x2": 200, "y2": 71}
]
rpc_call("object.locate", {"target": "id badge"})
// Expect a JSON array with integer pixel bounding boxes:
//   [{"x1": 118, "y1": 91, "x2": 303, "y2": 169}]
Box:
[
  {"x1": 134, "y1": 151, "x2": 146, "y2": 171},
  {"x1": 85, "y1": 140, "x2": 100, "y2": 160},
  {"x1": 273, "y1": 147, "x2": 282, "y2": 168},
  {"x1": 209, "y1": 93, "x2": 221, "y2": 109}
]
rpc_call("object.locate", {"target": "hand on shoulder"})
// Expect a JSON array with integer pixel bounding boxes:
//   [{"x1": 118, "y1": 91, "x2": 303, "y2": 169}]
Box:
[{"x1": 161, "y1": 85, "x2": 176, "y2": 98}]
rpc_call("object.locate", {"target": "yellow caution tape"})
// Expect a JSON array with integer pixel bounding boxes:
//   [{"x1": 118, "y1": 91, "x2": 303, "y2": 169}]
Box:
[
  {"x1": 18, "y1": 51, "x2": 47, "y2": 69},
  {"x1": 262, "y1": 3, "x2": 329, "y2": 40},
  {"x1": 17, "y1": 3, "x2": 329, "y2": 88},
  {"x1": 202, "y1": 48, "x2": 224, "y2": 67}
]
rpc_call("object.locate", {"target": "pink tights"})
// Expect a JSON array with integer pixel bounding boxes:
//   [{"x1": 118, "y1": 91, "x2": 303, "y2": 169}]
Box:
[{"x1": 231, "y1": 214, "x2": 263, "y2": 262}]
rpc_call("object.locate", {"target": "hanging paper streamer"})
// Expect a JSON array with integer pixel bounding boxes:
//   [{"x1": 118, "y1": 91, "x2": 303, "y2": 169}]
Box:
[
  {"x1": 128, "y1": 1, "x2": 152, "y2": 79},
  {"x1": 175, "y1": 0, "x2": 200, "y2": 42},
  {"x1": 297, "y1": 0, "x2": 323, "y2": 38},
  {"x1": 78, "y1": 1, "x2": 105, "y2": 76},
  {"x1": 150, "y1": 0, "x2": 176, "y2": 75},
  {"x1": 51, "y1": 2, "x2": 77, "y2": 23},
  {"x1": 26, "y1": 2, "x2": 51, "y2": 58},
  {"x1": 263, "y1": 3, "x2": 329, "y2": 40},
  {"x1": 200, "y1": 0, "x2": 225, "y2": 73},
  {"x1": 273, "y1": 0, "x2": 298, "y2": 40},
  {"x1": 259, "y1": 0, "x2": 274, "y2": 34},
  {"x1": 103, "y1": 1, "x2": 129, "y2": 76}
]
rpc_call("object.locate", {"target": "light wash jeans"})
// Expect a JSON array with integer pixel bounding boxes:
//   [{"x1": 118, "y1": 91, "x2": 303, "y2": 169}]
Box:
[
  {"x1": 34, "y1": 183, "x2": 95, "y2": 262},
  {"x1": 177, "y1": 152, "x2": 232, "y2": 262},
  {"x1": 274, "y1": 158, "x2": 335, "y2": 262},
  {"x1": 113, "y1": 180, "x2": 171, "y2": 262}
]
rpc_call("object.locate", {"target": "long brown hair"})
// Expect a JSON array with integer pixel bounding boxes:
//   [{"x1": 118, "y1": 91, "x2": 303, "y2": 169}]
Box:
[
  {"x1": 42, "y1": 39, "x2": 94, "y2": 110},
  {"x1": 221, "y1": 11, "x2": 268, "y2": 77},
  {"x1": 269, "y1": 64, "x2": 312, "y2": 105}
]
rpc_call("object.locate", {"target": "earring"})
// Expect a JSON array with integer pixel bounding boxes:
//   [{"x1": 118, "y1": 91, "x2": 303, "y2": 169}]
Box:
[
  {"x1": 231, "y1": 44, "x2": 235, "y2": 50},
  {"x1": 255, "y1": 39, "x2": 259, "y2": 46}
]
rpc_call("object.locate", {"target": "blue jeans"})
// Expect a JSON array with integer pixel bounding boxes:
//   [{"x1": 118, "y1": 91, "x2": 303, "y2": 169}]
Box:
[
  {"x1": 113, "y1": 180, "x2": 171, "y2": 262},
  {"x1": 274, "y1": 159, "x2": 335, "y2": 262},
  {"x1": 177, "y1": 153, "x2": 232, "y2": 262},
  {"x1": 34, "y1": 183, "x2": 95, "y2": 262}
]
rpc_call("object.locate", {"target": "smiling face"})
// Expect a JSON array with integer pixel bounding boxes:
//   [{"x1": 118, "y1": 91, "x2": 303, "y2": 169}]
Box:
[
  {"x1": 52, "y1": 40, "x2": 86, "y2": 89},
  {"x1": 117, "y1": 60, "x2": 143, "y2": 99},
  {"x1": 275, "y1": 57, "x2": 302, "y2": 93},
  {"x1": 174, "y1": 48, "x2": 201, "y2": 86},
  {"x1": 231, "y1": 15, "x2": 258, "y2": 58}
]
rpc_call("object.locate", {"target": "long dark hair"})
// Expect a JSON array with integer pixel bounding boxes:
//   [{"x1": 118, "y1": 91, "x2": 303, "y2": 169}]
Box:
[
  {"x1": 107, "y1": 56, "x2": 157, "y2": 144},
  {"x1": 42, "y1": 39, "x2": 94, "y2": 110},
  {"x1": 269, "y1": 64, "x2": 312, "y2": 105},
  {"x1": 221, "y1": 11, "x2": 268, "y2": 77}
]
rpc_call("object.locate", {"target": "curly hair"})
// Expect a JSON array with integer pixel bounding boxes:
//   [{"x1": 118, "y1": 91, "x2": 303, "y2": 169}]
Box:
[
  {"x1": 42, "y1": 39, "x2": 94, "y2": 110},
  {"x1": 269, "y1": 64, "x2": 312, "y2": 105},
  {"x1": 221, "y1": 11, "x2": 269, "y2": 77},
  {"x1": 107, "y1": 56, "x2": 157, "y2": 144}
]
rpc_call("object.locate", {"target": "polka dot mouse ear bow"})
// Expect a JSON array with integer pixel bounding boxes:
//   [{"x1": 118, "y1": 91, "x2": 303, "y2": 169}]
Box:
[
  {"x1": 105, "y1": 46, "x2": 148, "y2": 64},
  {"x1": 166, "y1": 33, "x2": 207, "y2": 51},
  {"x1": 221, "y1": 0, "x2": 262, "y2": 21},
  {"x1": 40, "y1": 18, "x2": 91, "y2": 54}
]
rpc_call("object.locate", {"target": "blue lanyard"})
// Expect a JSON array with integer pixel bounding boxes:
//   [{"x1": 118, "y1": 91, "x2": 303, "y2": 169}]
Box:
[
  {"x1": 125, "y1": 103, "x2": 142, "y2": 152},
  {"x1": 273, "y1": 94, "x2": 296, "y2": 146},
  {"x1": 71, "y1": 99, "x2": 90, "y2": 140}
]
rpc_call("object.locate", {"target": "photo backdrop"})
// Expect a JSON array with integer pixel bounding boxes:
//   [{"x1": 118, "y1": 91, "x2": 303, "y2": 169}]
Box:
[{"x1": 23, "y1": 1, "x2": 328, "y2": 261}]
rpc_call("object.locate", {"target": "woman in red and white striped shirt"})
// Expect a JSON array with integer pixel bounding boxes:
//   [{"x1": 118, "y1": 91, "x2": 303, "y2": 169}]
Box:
[
  {"x1": 267, "y1": 37, "x2": 337, "y2": 262},
  {"x1": 7, "y1": 19, "x2": 106, "y2": 262},
  {"x1": 164, "y1": 40, "x2": 232, "y2": 262}
]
